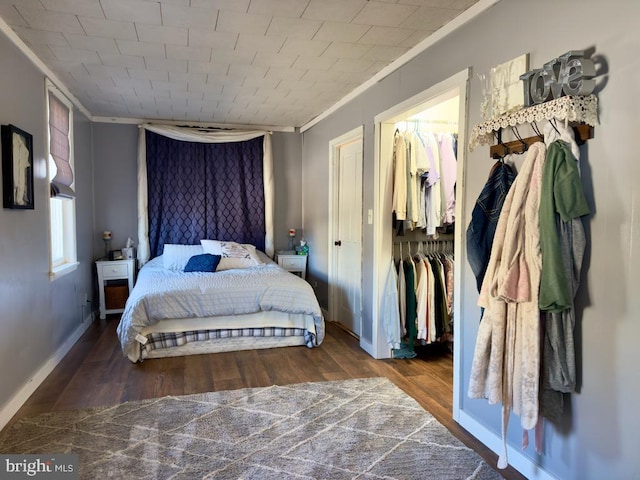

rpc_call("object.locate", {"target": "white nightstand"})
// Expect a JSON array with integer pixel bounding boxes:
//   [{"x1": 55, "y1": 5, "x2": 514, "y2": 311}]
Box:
[
  {"x1": 276, "y1": 251, "x2": 307, "y2": 279},
  {"x1": 96, "y1": 258, "x2": 135, "y2": 319}
]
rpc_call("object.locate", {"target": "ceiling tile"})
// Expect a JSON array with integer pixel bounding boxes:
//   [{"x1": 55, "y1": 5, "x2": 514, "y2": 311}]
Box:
[
  {"x1": 313, "y1": 21, "x2": 369, "y2": 43},
  {"x1": 50, "y1": 45, "x2": 101, "y2": 64},
  {"x1": 0, "y1": 0, "x2": 480, "y2": 127},
  {"x1": 400, "y1": 6, "x2": 459, "y2": 30},
  {"x1": 236, "y1": 33, "x2": 285, "y2": 54},
  {"x1": 227, "y1": 63, "x2": 268, "y2": 80},
  {"x1": 242, "y1": 75, "x2": 280, "y2": 89},
  {"x1": 363, "y1": 44, "x2": 409, "y2": 62},
  {"x1": 216, "y1": 10, "x2": 270, "y2": 35},
  {"x1": 157, "y1": 0, "x2": 190, "y2": 5},
  {"x1": 292, "y1": 55, "x2": 336, "y2": 71},
  {"x1": 16, "y1": 6, "x2": 84, "y2": 34},
  {"x1": 40, "y1": 0, "x2": 103, "y2": 17},
  {"x1": 398, "y1": 29, "x2": 431, "y2": 48},
  {"x1": 112, "y1": 77, "x2": 152, "y2": 90},
  {"x1": 359, "y1": 26, "x2": 415, "y2": 46},
  {"x1": 210, "y1": 49, "x2": 255, "y2": 65},
  {"x1": 322, "y1": 42, "x2": 371, "y2": 60},
  {"x1": 352, "y1": 2, "x2": 418, "y2": 27},
  {"x1": 136, "y1": 24, "x2": 188, "y2": 46},
  {"x1": 26, "y1": 44, "x2": 56, "y2": 61},
  {"x1": 63, "y1": 33, "x2": 119, "y2": 53},
  {"x1": 98, "y1": 85, "x2": 136, "y2": 97},
  {"x1": 151, "y1": 77, "x2": 184, "y2": 89},
  {"x1": 128, "y1": 67, "x2": 169, "y2": 82},
  {"x1": 399, "y1": 0, "x2": 475, "y2": 8},
  {"x1": 330, "y1": 58, "x2": 375, "y2": 73},
  {"x1": 10, "y1": 26, "x2": 69, "y2": 46},
  {"x1": 188, "y1": 60, "x2": 229, "y2": 75},
  {"x1": 166, "y1": 44, "x2": 212, "y2": 62},
  {"x1": 191, "y1": 0, "x2": 249, "y2": 13},
  {"x1": 279, "y1": 38, "x2": 329, "y2": 57},
  {"x1": 188, "y1": 28, "x2": 237, "y2": 49},
  {"x1": 144, "y1": 56, "x2": 188, "y2": 73},
  {"x1": 98, "y1": 52, "x2": 145, "y2": 68},
  {"x1": 0, "y1": 4, "x2": 28, "y2": 27},
  {"x1": 252, "y1": 52, "x2": 297, "y2": 69},
  {"x1": 302, "y1": 0, "x2": 367, "y2": 22},
  {"x1": 161, "y1": 4, "x2": 218, "y2": 29},
  {"x1": 170, "y1": 71, "x2": 208, "y2": 86},
  {"x1": 117, "y1": 39, "x2": 166, "y2": 58},
  {"x1": 266, "y1": 16, "x2": 322, "y2": 40},
  {"x1": 299, "y1": 69, "x2": 353, "y2": 83},
  {"x1": 264, "y1": 67, "x2": 306, "y2": 81},
  {"x1": 169, "y1": 89, "x2": 204, "y2": 100},
  {"x1": 101, "y1": 0, "x2": 161, "y2": 24},
  {"x1": 78, "y1": 17, "x2": 138, "y2": 40},
  {"x1": 48, "y1": 60, "x2": 90, "y2": 77},
  {"x1": 84, "y1": 63, "x2": 128, "y2": 78},
  {"x1": 248, "y1": 0, "x2": 310, "y2": 18}
]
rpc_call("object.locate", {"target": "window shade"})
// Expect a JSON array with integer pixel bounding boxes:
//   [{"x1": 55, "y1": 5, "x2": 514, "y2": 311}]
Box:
[{"x1": 49, "y1": 93, "x2": 74, "y2": 198}]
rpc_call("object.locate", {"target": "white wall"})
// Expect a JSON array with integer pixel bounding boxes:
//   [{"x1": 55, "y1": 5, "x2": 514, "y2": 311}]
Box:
[
  {"x1": 302, "y1": 1, "x2": 640, "y2": 478},
  {"x1": 0, "y1": 32, "x2": 95, "y2": 418}
]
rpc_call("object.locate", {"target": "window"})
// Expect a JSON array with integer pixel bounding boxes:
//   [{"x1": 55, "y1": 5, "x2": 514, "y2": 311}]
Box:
[{"x1": 46, "y1": 81, "x2": 77, "y2": 278}]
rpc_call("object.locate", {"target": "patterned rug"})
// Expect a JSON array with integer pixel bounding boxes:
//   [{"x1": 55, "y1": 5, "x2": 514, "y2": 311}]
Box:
[{"x1": 0, "y1": 378, "x2": 502, "y2": 479}]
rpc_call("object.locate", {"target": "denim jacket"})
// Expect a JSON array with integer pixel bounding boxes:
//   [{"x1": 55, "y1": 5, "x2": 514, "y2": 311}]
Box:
[{"x1": 466, "y1": 161, "x2": 516, "y2": 292}]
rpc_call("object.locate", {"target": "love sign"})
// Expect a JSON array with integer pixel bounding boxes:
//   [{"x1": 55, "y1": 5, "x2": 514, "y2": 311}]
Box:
[{"x1": 519, "y1": 50, "x2": 596, "y2": 106}]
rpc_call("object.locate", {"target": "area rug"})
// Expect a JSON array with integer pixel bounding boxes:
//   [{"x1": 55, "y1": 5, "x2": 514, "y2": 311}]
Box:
[{"x1": 0, "y1": 378, "x2": 502, "y2": 479}]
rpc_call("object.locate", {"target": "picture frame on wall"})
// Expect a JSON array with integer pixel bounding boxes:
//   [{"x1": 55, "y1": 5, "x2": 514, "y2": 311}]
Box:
[{"x1": 2, "y1": 124, "x2": 34, "y2": 210}]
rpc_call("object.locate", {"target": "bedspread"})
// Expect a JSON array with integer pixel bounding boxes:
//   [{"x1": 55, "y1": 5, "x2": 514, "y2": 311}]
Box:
[{"x1": 116, "y1": 256, "x2": 324, "y2": 362}]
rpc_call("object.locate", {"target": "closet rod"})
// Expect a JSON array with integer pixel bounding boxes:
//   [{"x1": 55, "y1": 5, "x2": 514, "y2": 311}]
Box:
[{"x1": 489, "y1": 124, "x2": 594, "y2": 159}]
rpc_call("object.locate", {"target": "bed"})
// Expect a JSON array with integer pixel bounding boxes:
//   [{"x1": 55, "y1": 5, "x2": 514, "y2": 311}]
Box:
[{"x1": 116, "y1": 243, "x2": 324, "y2": 363}]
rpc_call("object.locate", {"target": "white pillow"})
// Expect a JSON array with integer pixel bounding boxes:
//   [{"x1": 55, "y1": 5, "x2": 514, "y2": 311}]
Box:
[
  {"x1": 163, "y1": 244, "x2": 204, "y2": 270},
  {"x1": 200, "y1": 240, "x2": 262, "y2": 270}
]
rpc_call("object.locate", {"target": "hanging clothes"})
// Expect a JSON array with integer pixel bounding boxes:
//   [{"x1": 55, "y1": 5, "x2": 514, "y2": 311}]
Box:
[
  {"x1": 392, "y1": 131, "x2": 407, "y2": 222},
  {"x1": 467, "y1": 142, "x2": 546, "y2": 470},
  {"x1": 391, "y1": 126, "x2": 457, "y2": 236},
  {"x1": 439, "y1": 133, "x2": 457, "y2": 225},
  {"x1": 381, "y1": 259, "x2": 402, "y2": 350},
  {"x1": 538, "y1": 121, "x2": 590, "y2": 424},
  {"x1": 390, "y1": 243, "x2": 455, "y2": 349},
  {"x1": 466, "y1": 160, "x2": 517, "y2": 292}
]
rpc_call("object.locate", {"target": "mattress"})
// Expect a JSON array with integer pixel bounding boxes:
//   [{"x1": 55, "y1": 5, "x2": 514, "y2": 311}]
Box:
[{"x1": 117, "y1": 255, "x2": 325, "y2": 362}]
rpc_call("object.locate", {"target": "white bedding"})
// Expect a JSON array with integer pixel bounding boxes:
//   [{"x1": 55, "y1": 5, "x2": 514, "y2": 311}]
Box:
[{"x1": 116, "y1": 255, "x2": 324, "y2": 362}]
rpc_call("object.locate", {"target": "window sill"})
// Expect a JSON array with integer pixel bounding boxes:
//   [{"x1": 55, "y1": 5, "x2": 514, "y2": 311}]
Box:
[{"x1": 49, "y1": 261, "x2": 79, "y2": 281}]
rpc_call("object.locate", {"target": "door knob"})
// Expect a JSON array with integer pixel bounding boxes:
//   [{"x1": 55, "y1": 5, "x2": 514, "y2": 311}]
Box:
[{"x1": 334, "y1": 240, "x2": 342, "y2": 246}]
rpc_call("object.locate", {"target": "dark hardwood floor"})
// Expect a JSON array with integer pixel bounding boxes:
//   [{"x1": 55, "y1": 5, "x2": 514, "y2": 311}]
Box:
[{"x1": 8, "y1": 316, "x2": 526, "y2": 480}]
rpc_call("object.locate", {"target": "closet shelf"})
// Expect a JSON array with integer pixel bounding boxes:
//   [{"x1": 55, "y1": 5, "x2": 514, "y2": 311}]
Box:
[{"x1": 469, "y1": 94, "x2": 598, "y2": 150}]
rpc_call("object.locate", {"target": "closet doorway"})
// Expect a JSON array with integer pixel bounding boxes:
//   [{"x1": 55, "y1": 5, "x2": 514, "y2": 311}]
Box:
[
  {"x1": 328, "y1": 126, "x2": 364, "y2": 337},
  {"x1": 371, "y1": 69, "x2": 470, "y2": 420}
]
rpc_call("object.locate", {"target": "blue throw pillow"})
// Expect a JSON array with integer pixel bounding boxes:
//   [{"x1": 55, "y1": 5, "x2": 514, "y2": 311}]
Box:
[{"x1": 184, "y1": 254, "x2": 221, "y2": 272}]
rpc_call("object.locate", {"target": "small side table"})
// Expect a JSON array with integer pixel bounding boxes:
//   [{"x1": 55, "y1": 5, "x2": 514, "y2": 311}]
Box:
[
  {"x1": 96, "y1": 258, "x2": 135, "y2": 319},
  {"x1": 275, "y1": 251, "x2": 307, "y2": 279}
]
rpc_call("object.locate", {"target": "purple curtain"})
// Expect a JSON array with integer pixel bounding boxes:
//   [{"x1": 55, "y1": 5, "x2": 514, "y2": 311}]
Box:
[{"x1": 146, "y1": 131, "x2": 265, "y2": 258}]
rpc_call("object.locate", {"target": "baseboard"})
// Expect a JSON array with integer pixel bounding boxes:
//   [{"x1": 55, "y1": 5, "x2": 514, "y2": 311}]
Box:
[
  {"x1": 0, "y1": 312, "x2": 95, "y2": 431},
  {"x1": 458, "y1": 410, "x2": 558, "y2": 480}
]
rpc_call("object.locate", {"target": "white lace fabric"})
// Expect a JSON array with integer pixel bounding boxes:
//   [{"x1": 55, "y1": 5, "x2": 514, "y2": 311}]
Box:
[{"x1": 469, "y1": 95, "x2": 598, "y2": 150}]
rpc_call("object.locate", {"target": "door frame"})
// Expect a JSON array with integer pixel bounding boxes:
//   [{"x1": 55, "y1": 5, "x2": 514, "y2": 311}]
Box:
[
  {"x1": 371, "y1": 69, "x2": 470, "y2": 421},
  {"x1": 328, "y1": 125, "x2": 364, "y2": 334}
]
